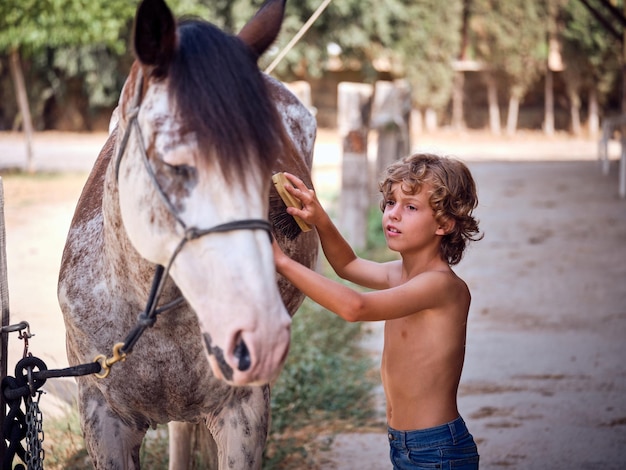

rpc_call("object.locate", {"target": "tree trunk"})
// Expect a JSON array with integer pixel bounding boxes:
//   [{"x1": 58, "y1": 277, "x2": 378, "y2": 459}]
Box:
[
  {"x1": 569, "y1": 89, "x2": 581, "y2": 136},
  {"x1": 544, "y1": 68, "x2": 555, "y2": 136},
  {"x1": 411, "y1": 109, "x2": 423, "y2": 136},
  {"x1": 424, "y1": 108, "x2": 438, "y2": 133},
  {"x1": 451, "y1": 71, "x2": 465, "y2": 131},
  {"x1": 8, "y1": 48, "x2": 35, "y2": 174},
  {"x1": 485, "y1": 73, "x2": 501, "y2": 135},
  {"x1": 506, "y1": 95, "x2": 520, "y2": 136},
  {"x1": 588, "y1": 87, "x2": 600, "y2": 138}
]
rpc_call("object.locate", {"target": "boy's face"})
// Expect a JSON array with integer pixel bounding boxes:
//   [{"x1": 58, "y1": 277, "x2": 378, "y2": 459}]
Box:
[{"x1": 381, "y1": 182, "x2": 447, "y2": 254}]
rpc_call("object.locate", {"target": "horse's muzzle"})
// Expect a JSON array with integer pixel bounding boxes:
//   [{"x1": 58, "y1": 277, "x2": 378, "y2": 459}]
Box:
[{"x1": 233, "y1": 338, "x2": 251, "y2": 372}]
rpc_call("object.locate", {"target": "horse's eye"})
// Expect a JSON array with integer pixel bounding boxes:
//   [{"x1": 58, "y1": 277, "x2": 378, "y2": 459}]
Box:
[{"x1": 167, "y1": 163, "x2": 195, "y2": 179}]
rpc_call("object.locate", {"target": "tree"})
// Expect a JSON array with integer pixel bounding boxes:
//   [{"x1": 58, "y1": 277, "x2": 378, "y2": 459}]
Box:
[
  {"x1": 0, "y1": 0, "x2": 136, "y2": 170},
  {"x1": 255, "y1": 0, "x2": 408, "y2": 80},
  {"x1": 393, "y1": 0, "x2": 463, "y2": 131},
  {"x1": 253, "y1": 0, "x2": 464, "y2": 134},
  {"x1": 471, "y1": 0, "x2": 548, "y2": 135},
  {"x1": 544, "y1": 0, "x2": 567, "y2": 136},
  {"x1": 560, "y1": 0, "x2": 621, "y2": 136},
  {"x1": 451, "y1": 0, "x2": 473, "y2": 131}
]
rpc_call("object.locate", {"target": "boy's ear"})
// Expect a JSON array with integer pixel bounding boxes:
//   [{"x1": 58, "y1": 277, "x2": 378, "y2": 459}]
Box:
[{"x1": 436, "y1": 217, "x2": 455, "y2": 236}]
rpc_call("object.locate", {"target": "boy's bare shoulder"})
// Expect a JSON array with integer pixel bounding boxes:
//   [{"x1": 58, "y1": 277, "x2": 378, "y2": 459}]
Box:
[
  {"x1": 409, "y1": 266, "x2": 465, "y2": 284},
  {"x1": 407, "y1": 268, "x2": 470, "y2": 303}
]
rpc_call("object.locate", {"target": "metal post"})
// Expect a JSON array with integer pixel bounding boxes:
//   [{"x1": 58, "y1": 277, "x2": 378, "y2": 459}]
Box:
[{"x1": 0, "y1": 177, "x2": 9, "y2": 463}]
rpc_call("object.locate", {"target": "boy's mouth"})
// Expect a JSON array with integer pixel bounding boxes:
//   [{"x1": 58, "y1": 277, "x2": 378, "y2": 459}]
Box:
[{"x1": 386, "y1": 225, "x2": 400, "y2": 234}]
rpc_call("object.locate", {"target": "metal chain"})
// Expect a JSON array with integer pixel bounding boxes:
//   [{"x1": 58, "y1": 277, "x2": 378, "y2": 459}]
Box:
[{"x1": 24, "y1": 392, "x2": 44, "y2": 470}]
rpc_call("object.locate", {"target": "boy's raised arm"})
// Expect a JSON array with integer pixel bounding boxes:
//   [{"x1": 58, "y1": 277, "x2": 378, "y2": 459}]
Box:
[{"x1": 280, "y1": 172, "x2": 391, "y2": 289}]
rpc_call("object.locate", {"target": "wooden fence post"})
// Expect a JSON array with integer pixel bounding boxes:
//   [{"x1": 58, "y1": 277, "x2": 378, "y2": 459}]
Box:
[
  {"x1": 337, "y1": 82, "x2": 373, "y2": 250},
  {"x1": 370, "y1": 80, "x2": 411, "y2": 196}
]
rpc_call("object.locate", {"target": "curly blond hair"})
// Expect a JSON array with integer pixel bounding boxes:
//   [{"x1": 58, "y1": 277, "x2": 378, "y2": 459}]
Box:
[{"x1": 379, "y1": 153, "x2": 482, "y2": 265}]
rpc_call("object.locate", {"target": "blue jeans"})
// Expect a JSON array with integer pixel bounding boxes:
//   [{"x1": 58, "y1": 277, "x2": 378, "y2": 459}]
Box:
[{"x1": 388, "y1": 416, "x2": 479, "y2": 469}]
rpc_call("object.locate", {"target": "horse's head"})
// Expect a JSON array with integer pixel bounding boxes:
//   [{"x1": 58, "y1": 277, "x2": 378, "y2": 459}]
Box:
[{"x1": 113, "y1": 0, "x2": 292, "y2": 386}]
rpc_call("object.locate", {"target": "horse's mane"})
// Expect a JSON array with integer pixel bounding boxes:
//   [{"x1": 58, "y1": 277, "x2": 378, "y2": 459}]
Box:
[{"x1": 169, "y1": 18, "x2": 283, "y2": 181}]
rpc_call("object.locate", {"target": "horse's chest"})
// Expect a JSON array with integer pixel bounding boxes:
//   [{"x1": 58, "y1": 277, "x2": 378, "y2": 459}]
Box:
[
  {"x1": 104, "y1": 340, "x2": 220, "y2": 422},
  {"x1": 61, "y1": 225, "x2": 223, "y2": 423}
]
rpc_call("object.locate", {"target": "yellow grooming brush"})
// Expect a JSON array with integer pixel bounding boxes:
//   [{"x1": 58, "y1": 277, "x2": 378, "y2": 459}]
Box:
[{"x1": 271, "y1": 173, "x2": 313, "y2": 233}]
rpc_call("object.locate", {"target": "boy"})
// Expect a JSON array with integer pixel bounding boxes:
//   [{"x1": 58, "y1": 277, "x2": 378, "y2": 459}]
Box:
[{"x1": 272, "y1": 153, "x2": 482, "y2": 469}]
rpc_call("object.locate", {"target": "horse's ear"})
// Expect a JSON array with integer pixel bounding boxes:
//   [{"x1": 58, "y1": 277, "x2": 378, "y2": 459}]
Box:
[
  {"x1": 133, "y1": 0, "x2": 177, "y2": 77},
  {"x1": 238, "y1": 0, "x2": 286, "y2": 59}
]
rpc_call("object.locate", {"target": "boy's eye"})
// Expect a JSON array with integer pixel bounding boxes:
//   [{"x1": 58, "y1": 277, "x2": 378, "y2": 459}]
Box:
[
  {"x1": 407, "y1": 205, "x2": 417, "y2": 211},
  {"x1": 385, "y1": 200, "x2": 395, "y2": 207}
]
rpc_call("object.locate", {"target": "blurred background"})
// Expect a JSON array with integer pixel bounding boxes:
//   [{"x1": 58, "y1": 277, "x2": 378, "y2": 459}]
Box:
[
  {"x1": 1, "y1": 1, "x2": 626, "y2": 469},
  {"x1": 0, "y1": 0, "x2": 623, "y2": 137}
]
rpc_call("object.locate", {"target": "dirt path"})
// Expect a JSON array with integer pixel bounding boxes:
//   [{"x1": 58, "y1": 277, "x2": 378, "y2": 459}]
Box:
[{"x1": 1, "y1": 130, "x2": 625, "y2": 468}]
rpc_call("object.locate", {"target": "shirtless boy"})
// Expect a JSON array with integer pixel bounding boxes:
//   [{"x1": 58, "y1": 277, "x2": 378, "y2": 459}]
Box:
[{"x1": 272, "y1": 153, "x2": 482, "y2": 469}]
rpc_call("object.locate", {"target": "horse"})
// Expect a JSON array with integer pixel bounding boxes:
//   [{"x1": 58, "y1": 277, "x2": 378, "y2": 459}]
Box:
[{"x1": 57, "y1": 0, "x2": 318, "y2": 467}]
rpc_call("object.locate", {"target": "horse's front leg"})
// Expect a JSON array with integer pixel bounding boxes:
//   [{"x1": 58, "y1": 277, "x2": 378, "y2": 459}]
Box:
[
  {"x1": 206, "y1": 385, "x2": 271, "y2": 470},
  {"x1": 169, "y1": 421, "x2": 194, "y2": 470},
  {"x1": 77, "y1": 380, "x2": 148, "y2": 469},
  {"x1": 168, "y1": 421, "x2": 219, "y2": 470}
]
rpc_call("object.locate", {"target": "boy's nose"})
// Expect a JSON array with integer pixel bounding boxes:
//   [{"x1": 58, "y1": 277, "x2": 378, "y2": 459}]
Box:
[{"x1": 389, "y1": 206, "x2": 401, "y2": 219}]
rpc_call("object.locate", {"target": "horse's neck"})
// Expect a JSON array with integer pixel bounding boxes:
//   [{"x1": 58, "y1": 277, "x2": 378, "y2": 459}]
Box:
[
  {"x1": 96, "y1": 129, "x2": 156, "y2": 298},
  {"x1": 264, "y1": 75, "x2": 316, "y2": 172},
  {"x1": 99, "y1": 126, "x2": 182, "y2": 305}
]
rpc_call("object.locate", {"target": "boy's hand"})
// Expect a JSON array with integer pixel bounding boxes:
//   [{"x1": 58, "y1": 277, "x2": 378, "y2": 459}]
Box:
[
  {"x1": 281, "y1": 172, "x2": 326, "y2": 227},
  {"x1": 272, "y1": 238, "x2": 288, "y2": 274}
]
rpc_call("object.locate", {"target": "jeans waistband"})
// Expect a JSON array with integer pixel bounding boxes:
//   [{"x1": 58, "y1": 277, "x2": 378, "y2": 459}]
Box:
[{"x1": 387, "y1": 416, "x2": 470, "y2": 448}]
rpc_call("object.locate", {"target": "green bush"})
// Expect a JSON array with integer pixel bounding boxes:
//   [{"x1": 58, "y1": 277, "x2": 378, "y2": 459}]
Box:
[{"x1": 269, "y1": 299, "x2": 376, "y2": 433}]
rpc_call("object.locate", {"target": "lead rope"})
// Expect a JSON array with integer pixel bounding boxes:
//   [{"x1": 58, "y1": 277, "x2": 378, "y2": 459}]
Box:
[{"x1": 264, "y1": 0, "x2": 332, "y2": 74}]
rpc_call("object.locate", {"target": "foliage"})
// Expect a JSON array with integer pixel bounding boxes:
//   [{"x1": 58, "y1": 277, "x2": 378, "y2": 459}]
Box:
[
  {"x1": 258, "y1": 0, "x2": 388, "y2": 79},
  {"x1": 0, "y1": 0, "x2": 136, "y2": 55},
  {"x1": 559, "y1": 0, "x2": 621, "y2": 104},
  {"x1": 264, "y1": 0, "x2": 463, "y2": 112},
  {"x1": 393, "y1": 0, "x2": 463, "y2": 111},
  {"x1": 263, "y1": 297, "x2": 377, "y2": 468},
  {"x1": 0, "y1": 0, "x2": 137, "y2": 129},
  {"x1": 269, "y1": 299, "x2": 376, "y2": 433},
  {"x1": 0, "y1": 0, "x2": 624, "y2": 131},
  {"x1": 40, "y1": 404, "x2": 91, "y2": 469},
  {"x1": 470, "y1": 0, "x2": 548, "y2": 100}
]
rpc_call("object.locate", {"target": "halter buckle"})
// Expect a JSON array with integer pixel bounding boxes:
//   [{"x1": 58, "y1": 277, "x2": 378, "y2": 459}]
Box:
[{"x1": 94, "y1": 342, "x2": 127, "y2": 379}]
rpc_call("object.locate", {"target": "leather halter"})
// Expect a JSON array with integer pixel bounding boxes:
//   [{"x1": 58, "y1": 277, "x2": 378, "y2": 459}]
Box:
[{"x1": 112, "y1": 69, "x2": 273, "y2": 355}]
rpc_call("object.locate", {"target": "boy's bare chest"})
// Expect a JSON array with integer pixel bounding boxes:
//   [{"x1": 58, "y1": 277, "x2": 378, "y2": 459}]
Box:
[
  {"x1": 383, "y1": 316, "x2": 433, "y2": 366},
  {"x1": 382, "y1": 313, "x2": 460, "y2": 372}
]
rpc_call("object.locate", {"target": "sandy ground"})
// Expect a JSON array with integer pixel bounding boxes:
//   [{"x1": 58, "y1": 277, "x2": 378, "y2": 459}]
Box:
[{"x1": 1, "y1": 129, "x2": 625, "y2": 469}]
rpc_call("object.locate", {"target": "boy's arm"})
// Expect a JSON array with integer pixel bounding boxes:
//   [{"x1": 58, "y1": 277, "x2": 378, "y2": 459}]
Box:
[
  {"x1": 273, "y1": 240, "x2": 464, "y2": 322},
  {"x1": 280, "y1": 172, "x2": 391, "y2": 289}
]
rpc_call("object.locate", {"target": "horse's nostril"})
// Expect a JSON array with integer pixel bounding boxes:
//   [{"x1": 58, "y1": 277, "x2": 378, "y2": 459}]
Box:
[{"x1": 233, "y1": 338, "x2": 251, "y2": 372}]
